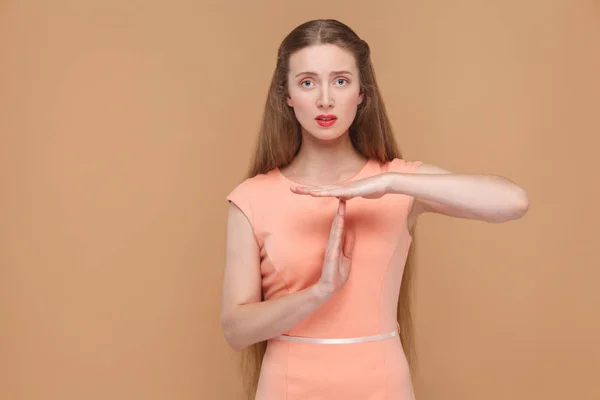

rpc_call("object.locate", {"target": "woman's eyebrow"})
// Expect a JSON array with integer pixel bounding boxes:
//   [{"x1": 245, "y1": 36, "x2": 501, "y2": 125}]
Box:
[{"x1": 295, "y1": 70, "x2": 353, "y2": 78}]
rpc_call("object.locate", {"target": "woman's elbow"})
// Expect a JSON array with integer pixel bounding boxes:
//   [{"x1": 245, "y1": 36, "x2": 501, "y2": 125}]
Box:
[
  {"x1": 510, "y1": 187, "x2": 530, "y2": 220},
  {"x1": 220, "y1": 312, "x2": 246, "y2": 352},
  {"x1": 486, "y1": 188, "x2": 530, "y2": 223}
]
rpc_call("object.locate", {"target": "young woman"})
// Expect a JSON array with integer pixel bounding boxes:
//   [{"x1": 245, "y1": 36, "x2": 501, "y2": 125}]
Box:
[{"x1": 221, "y1": 19, "x2": 529, "y2": 400}]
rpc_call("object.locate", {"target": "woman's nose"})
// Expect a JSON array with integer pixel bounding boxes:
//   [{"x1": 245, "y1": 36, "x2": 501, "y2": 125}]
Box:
[{"x1": 317, "y1": 89, "x2": 335, "y2": 108}]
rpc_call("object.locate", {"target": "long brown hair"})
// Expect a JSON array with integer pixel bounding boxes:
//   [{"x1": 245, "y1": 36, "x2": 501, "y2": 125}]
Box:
[{"x1": 240, "y1": 19, "x2": 417, "y2": 399}]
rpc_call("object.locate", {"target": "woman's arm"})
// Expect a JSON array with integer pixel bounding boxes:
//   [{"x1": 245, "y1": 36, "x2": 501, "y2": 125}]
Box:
[
  {"x1": 220, "y1": 203, "x2": 332, "y2": 352},
  {"x1": 386, "y1": 163, "x2": 529, "y2": 224}
]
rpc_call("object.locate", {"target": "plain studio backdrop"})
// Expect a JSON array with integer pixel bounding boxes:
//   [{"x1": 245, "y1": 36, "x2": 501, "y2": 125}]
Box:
[{"x1": 1, "y1": 1, "x2": 598, "y2": 399}]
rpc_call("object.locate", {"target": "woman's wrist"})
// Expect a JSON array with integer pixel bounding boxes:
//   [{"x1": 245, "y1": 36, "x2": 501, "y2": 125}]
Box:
[{"x1": 383, "y1": 172, "x2": 406, "y2": 194}]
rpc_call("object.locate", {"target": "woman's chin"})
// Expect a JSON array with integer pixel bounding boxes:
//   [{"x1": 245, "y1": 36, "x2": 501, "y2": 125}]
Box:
[{"x1": 303, "y1": 127, "x2": 349, "y2": 142}]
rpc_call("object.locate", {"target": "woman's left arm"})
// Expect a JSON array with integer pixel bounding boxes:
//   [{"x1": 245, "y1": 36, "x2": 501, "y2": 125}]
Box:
[{"x1": 386, "y1": 163, "x2": 530, "y2": 224}]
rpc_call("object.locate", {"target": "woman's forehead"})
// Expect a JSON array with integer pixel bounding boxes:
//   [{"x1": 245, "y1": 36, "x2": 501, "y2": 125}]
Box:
[{"x1": 288, "y1": 44, "x2": 358, "y2": 75}]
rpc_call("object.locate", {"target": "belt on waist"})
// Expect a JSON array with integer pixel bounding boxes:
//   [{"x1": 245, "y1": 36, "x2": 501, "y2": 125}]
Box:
[{"x1": 276, "y1": 323, "x2": 400, "y2": 344}]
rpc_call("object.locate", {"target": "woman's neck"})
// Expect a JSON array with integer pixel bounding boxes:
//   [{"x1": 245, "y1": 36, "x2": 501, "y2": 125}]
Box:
[{"x1": 281, "y1": 131, "x2": 368, "y2": 185}]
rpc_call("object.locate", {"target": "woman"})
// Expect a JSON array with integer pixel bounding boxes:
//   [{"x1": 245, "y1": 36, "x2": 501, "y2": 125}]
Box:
[{"x1": 221, "y1": 19, "x2": 529, "y2": 399}]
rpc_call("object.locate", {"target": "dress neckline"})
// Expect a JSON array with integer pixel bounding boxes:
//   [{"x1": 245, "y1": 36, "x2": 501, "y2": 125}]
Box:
[{"x1": 275, "y1": 158, "x2": 373, "y2": 187}]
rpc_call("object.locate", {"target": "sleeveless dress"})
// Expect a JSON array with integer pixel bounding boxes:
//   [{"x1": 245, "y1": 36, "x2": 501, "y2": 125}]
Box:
[{"x1": 226, "y1": 158, "x2": 422, "y2": 399}]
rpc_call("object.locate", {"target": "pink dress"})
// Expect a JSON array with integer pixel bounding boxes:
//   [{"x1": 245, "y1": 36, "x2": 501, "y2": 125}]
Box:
[{"x1": 226, "y1": 158, "x2": 422, "y2": 399}]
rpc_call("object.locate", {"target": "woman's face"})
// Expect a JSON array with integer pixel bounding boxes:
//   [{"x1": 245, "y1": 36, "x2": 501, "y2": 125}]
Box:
[{"x1": 286, "y1": 44, "x2": 363, "y2": 141}]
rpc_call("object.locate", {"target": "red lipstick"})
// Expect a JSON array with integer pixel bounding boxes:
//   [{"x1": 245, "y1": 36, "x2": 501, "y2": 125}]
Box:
[{"x1": 315, "y1": 114, "x2": 337, "y2": 127}]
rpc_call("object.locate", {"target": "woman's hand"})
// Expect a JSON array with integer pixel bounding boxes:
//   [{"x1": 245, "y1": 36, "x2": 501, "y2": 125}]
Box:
[
  {"x1": 290, "y1": 174, "x2": 390, "y2": 200},
  {"x1": 314, "y1": 199, "x2": 355, "y2": 297}
]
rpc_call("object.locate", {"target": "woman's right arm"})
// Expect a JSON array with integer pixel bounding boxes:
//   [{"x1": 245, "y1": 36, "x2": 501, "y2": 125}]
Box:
[{"x1": 220, "y1": 202, "x2": 335, "y2": 352}]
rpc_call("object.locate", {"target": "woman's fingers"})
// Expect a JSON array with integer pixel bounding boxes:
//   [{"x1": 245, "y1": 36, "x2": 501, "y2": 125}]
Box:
[
  {"x1": 327, "y1": 201, "x2": 340, "y2": 243},
  {"x1": 290, "y1": 185, "x2": 351, "y2": 199},
  {"x1": 319, "y1": 200, "x2": 351, "y2": 295},
  {"x1": 331, "y1": 200, "x2": 345, "y2": 254}
]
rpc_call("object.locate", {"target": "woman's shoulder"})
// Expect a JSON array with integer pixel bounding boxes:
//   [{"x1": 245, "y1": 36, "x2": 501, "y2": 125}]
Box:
[{"x1": 226, "y1": 169, "x2": 279, "y2": 201}]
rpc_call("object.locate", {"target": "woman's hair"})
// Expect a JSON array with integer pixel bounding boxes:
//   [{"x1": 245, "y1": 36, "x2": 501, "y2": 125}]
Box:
[{"x1": 240, "y1": 19, "x2": 418, "y2": 399}]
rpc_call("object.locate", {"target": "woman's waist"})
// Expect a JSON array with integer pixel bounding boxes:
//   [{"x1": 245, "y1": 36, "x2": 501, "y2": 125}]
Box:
[
  {"x1": 278, "y1": 325, "x2": 399, "y2": 345},
  {"x1": 276, "y1": 320, "x2": 400, "y2": 344},
  {"x1": 261, "y1": 335, "x2": 409, "y2": 386},
  {"x1": 283, "y1": 311, "x2": 400, "y2": 337}
]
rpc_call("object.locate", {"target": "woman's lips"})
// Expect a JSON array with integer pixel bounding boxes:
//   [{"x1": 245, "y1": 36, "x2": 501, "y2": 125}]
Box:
[{"x1": 316, "y1": 114, "x2": 337, "y2": 127}]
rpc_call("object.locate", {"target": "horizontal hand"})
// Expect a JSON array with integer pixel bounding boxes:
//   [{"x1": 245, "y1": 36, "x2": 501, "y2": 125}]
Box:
[{"x1": 290, "y1": 174, "x2": 390, "y2": 200}]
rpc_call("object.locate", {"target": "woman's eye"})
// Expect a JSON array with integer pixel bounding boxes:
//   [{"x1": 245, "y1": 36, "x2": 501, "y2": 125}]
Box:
[{"x1": 300, "y1": 78, "x2": 347, "y2": 88}]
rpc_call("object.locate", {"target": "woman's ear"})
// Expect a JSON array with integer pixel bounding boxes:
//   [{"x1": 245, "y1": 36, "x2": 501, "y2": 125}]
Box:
[{"x1": 357, "y1": 90, "x2": 364, "y2": 105}]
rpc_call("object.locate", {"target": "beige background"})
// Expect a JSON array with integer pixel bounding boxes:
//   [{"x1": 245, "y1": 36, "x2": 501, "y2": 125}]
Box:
[{"x1": 1, "y1": 0, "x2": 598, "y2": 399}]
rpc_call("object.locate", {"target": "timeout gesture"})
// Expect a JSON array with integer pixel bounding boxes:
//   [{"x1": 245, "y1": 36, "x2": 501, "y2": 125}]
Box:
[
  {"x1": 290, "y1": 174, "x2": 389, "y2": 200},
  {"x1": 316, "y1": 199, "x2": 356, "y2": 297}
]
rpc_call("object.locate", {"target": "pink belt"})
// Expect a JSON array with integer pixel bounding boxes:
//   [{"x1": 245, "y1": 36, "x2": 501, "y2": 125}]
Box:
[{"x1": 277, "y1": 323, "x2": 400, "y2": 345}]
